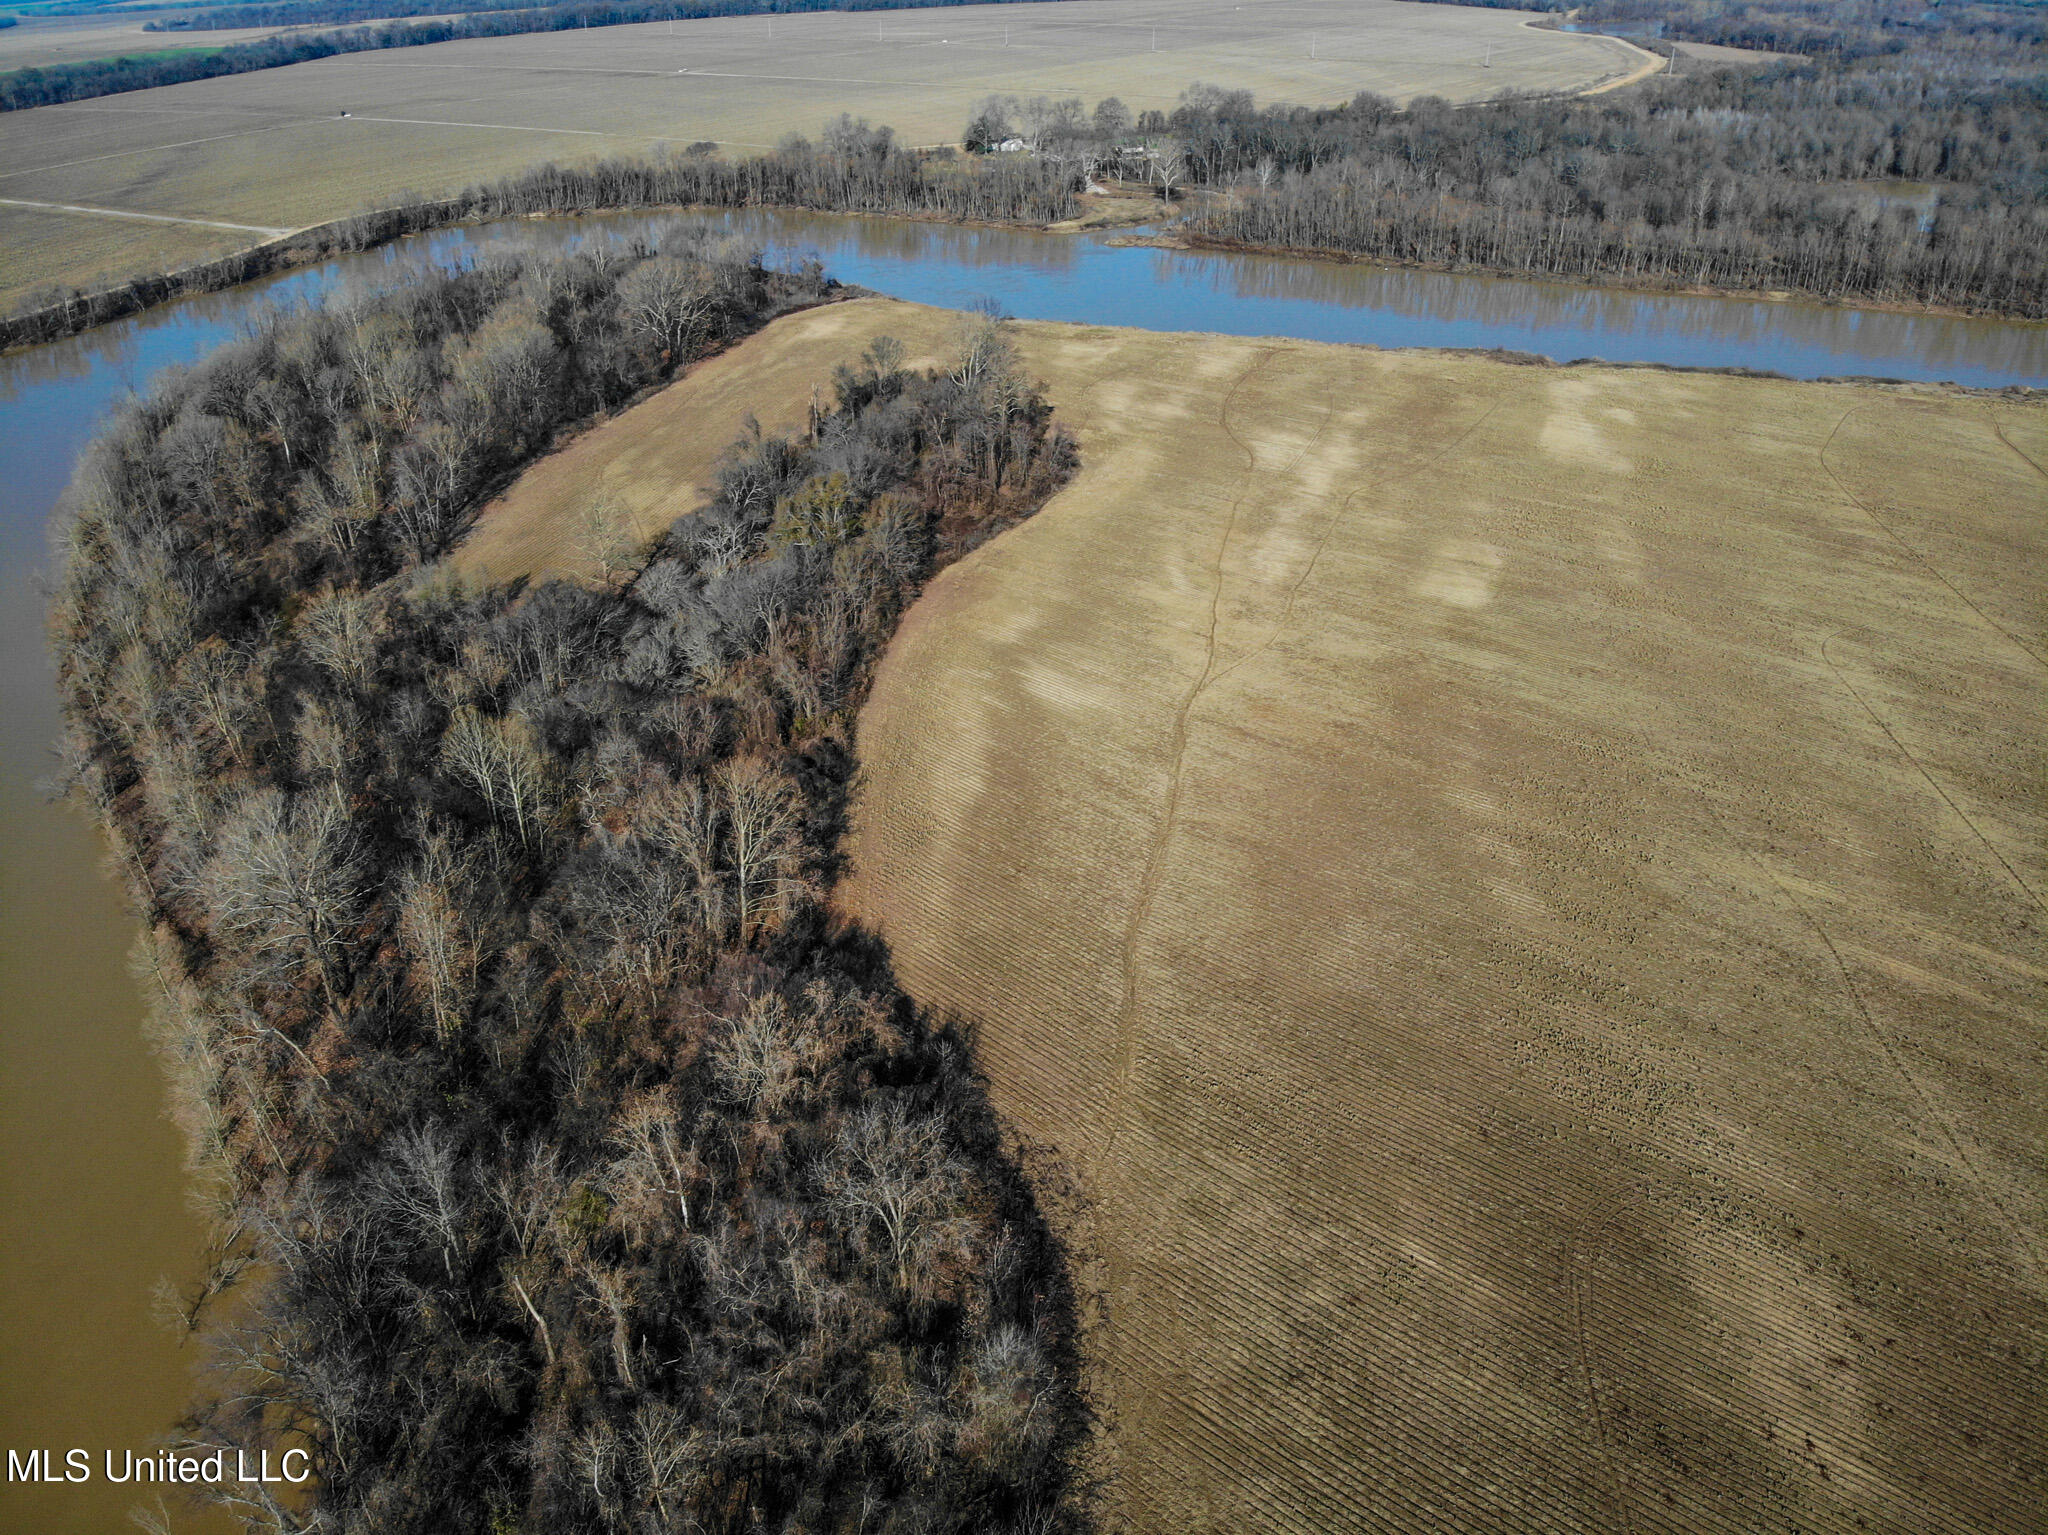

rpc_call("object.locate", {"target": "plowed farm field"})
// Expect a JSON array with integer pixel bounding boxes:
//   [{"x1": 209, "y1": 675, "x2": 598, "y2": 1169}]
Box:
[
  {"x1": 0, "y1": 0, "x2": 1649, "y2": 306},
  {"x1": 484, "y1": 298, "x2": 2048, "y2": 1534}
]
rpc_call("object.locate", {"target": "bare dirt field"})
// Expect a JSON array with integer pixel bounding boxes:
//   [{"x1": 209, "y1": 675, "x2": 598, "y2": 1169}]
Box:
[
  {"x1": 478, "y1": 296, "x2": 2048, "y2": 1533},
  {"x1": 0, "y1": 0, "x2": 1646, "y2": 305}
]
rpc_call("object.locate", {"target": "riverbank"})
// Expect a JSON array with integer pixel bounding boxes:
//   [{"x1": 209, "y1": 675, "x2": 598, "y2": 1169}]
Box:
[
  {"x1": 0, "y1": 198, "x2": 465, "y2": 353},
  {"x1": 1124, "y1": 228, "x2": 2048, "y2": 327},
  {"x1": 1, "y1": 203, "x2": 1089, "y2": 357},
  {"x1": 13, "y1": 180, "x2": 2043, "y2": 363}
]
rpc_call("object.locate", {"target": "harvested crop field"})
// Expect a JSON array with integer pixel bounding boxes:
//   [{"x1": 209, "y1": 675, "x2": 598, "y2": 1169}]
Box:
[
  {"x1": 0, "y1": 0, "x2": 1647, "y2": 305},
  {"x1": 0, "y1": 13, "x2": 288, "y2": 73},
  {"x1": 0, "y1": 199, "x2": 255, "y2": 302},
  {"x1": 478, "y1": 297, "x2": 2047, "y2": 1533}
]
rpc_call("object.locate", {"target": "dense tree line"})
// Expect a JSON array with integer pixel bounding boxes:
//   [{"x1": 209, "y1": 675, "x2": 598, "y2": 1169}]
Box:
[
  {"x1": 482, "y1": 123, "x2": 1079, "y2": 227},
  {"x1": 50, "y1": 232, "x2": 1086, "y2": 1533},
  {"x1": 1392, "y1": 0, "x2": 2047, "y2": 60},
  {"x1": 0, "y1": 0, "x2": 1073, "y2": 110},
  {"x1": 1081, "y1": 0, "x2": 2041, "y2": 318},
  {"x1": 4, "y1": 131, "x2": 1077, "y2": 347},
  {"x1": 149, "y1": 0, "x2": 605, "y2": 27},
  {"x1": 1166, "y1": 69, "x2": 2047, "y2": 315},
  {"x1": 1558, "y1": 0, "x2": 2044, "y2": 63}
]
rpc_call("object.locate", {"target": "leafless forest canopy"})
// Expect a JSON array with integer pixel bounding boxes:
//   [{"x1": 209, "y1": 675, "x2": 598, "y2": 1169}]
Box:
[
  {"x1": 1478, "y1": 0, "x2": 2046, "y2": 62},
  {"x1": 1166, "y1": 71, "x2": 2046, "y2": 315},
  {"x1": 49, "y1": 234, "x2": 1086, "y2": 1533},
  {"x1": 993, "y1": 0, "x2": 2045, "y2": 313}
]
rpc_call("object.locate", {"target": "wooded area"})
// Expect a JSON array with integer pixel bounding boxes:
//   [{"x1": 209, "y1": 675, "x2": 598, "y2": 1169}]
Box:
[
  {"x1": 1035, "y1": 0, "x2": 2046, "y2": 315},
  {"x1": 1537, "y1": 0, "x2": 2044, "y2": 62},
  {"x1": 1169, "y1": 66, "x2": 2047, "y2": 316},
  {"x1": 50, "y1": 233, "x2": 1086, "y2": 1532}
]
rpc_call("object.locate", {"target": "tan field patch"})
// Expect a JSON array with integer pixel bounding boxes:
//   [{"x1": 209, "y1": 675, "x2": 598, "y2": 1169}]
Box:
[
  {"x1": 475, "y1": 300, "x2": 2048, "y2": 1532},
  {"x1": 0, "y1": 203, "x2": 259, "y2": 305},
  {"x1": 0, "y1": 0, "x2": 1647, "y2": 305},
  {"x1": 452, "y1": 297, "x2": 965, "y2": 581}
]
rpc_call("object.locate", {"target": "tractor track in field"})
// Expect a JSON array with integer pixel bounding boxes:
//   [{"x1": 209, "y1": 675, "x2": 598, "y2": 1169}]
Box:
[
  {"x1": 1750, "y1": 844, "x2": 2045, "y2": 1290},
  {"x1": 1662, "y1": 569, "x2": 2048, "y2": 1293},
  {"x1": 1817, "y1": 626, "x2": 2045, "y2": 920},
  {"x1": 1567, "y1": 1191, "x2": 1645, "y2": 1535},
  {"x1": 1097, "y1": 347, "x2": 1332, "y2": 1176},
  {"x1": 1820, "y1": 406, "x2": 2047, "y2": 673},
  {"x1": 1983, "y1": 402, "x2": 2048, "y2": 484}
]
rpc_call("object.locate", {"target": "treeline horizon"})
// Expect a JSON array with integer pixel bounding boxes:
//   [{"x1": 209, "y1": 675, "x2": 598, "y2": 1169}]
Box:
[
  {"x1": 51, "y1": 229, "x2": 1089, "y2": 1530},
  {"x1": 1527, "y1": 0, "x2": 2045, "y2": 63},
  {"x1": 1165, "y1": 65, "x2": 2047, "y2": 317},
  {"x1": 0, "y1": 0, "x2": 1071, "y2": 111},
  {"x1": 149, "y1": 0, "x2": 1047, "y2": 26}
]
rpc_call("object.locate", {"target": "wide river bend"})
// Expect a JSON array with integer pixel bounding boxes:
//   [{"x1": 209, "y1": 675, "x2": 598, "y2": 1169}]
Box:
[{"x1": 1, "y1": 207, "x2": 2041, "y2": 1533}]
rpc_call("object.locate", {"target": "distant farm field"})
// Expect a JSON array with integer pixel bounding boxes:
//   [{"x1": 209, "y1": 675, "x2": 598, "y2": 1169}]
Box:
[
  {"x1": 482, "y1": 297, "x2": 2048, "y2": 1533},
  {"x1": 0, "y1": 0, "x2": 1648, "y2": 305},
  {"x1": 0, "y1": 12, "x2": 288, "y2": 72}
]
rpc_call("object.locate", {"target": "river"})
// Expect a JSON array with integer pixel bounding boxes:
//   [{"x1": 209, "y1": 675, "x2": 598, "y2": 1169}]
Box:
[{"x1": 0, "y1": 207, "x2": 2040, "y2": 1533}]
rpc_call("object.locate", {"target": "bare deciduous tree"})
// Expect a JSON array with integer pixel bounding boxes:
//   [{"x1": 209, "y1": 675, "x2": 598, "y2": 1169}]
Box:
[
  {"x1": 707, "y1": 993, "x2": 817, "y2": 1116},
  {"x1": 628, "y1": 1401, "x2": 704, "y2": 1527},
  {"x1": 299, "y1": 587, "x2": 382, "y2": 690},
  {"x1": 607, "y1": 1088, "x2": 703, "y2": 1238},
  {"x1": 577, "y1": 488, "x2": 637, "y2": 583},
  {"x1": 950, "y1": 306, "x2": 1016, "y2": 388},
  {"x1": 442, "y1": 707, "x2": 555, "y2": 850},
  {"x1": 202, "y1": 785, "x2": 368, "y2": 1004},
  {"x1": 821, "y1": 1100, "x2": 969, "y2": 1288},
  {"x1": 617, "y1": 256, "x2": 713, "y2": 366},
  {"x1": 398, "y1": 837, "x2": 479, "y2": 1040},
  {"x1": 713, "y1": 756, "x2": 808, "y2": 939},
  {"x1": 368, "y1": 1123, "x2": 468, "y2": 1281},
  {"x1": 1156, "y1": 149, "x2": 1188, "y2": 201},
  {"x1": 490, "y1": 1139, "x2": 564, "y2": 1366}
]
